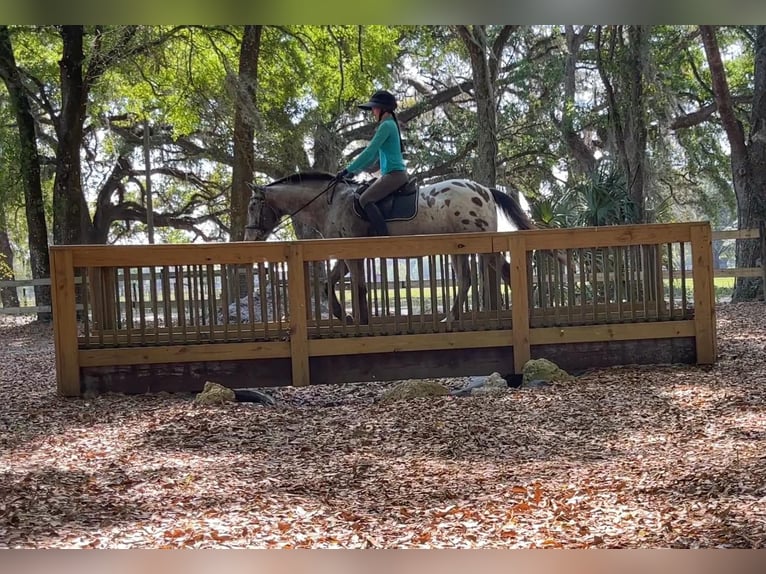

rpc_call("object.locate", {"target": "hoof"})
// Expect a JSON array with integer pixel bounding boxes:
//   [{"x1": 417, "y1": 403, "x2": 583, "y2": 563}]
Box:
[{"x1": 345, "y1": 314, "x2": 354, "y2": 325}]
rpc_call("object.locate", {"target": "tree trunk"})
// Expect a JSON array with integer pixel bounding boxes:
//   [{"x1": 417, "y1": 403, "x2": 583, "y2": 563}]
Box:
[
  {"x1": 230, "y1": 25, "x2": 262, "y2": 243},
  {"x1": 53, "y1": 26, "x2": 92, "y2": 246},
  {"x1": 0, "y1": 25, "x2": 51, "y2": 320},
  {"x1": 596, "y1": 25, "x2": 650, "y2": 223},
  {"x1": 624, "y1": 25, "x2": 649, "y2": 222},
  {"x1": 0, "y1": 226, "x2": 20, "y2": 309},
  {"x1": 457, "y1": 25, "x2": 498, "y2": 187},
  {"x1": 701, "y1": 25, "x2": 766, "y2": 301},
  {"x1": 561, "y1": 25, "x2": 597, "y2": 178}
]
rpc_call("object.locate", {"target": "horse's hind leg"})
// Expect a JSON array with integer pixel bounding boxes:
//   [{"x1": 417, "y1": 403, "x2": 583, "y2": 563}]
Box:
[
  {"x1": 478, "y1": 253, "x2": 504, "y2": 311},
  {"x1": 448, "y1": 254, "x2": 471, "y2": 321},
  {"x1": 346, "y1": 259, "x2": 370, "y2": 325}
]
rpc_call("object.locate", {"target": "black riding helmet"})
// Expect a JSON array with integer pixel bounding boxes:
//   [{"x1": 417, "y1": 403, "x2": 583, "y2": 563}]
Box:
[{"x1": 358, "y1": 89, "x2": 398, "y2": 112}]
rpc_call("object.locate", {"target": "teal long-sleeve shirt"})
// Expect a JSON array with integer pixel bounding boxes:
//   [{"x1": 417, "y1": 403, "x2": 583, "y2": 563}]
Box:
[{"x1": 346, "y1": 117, "x2": 406, "y2": 175}]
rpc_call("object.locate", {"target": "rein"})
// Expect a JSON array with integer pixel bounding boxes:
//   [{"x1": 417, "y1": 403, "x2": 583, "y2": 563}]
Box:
[{"x1": 246, "y1": 177, "x2": 350, "y2": 237}]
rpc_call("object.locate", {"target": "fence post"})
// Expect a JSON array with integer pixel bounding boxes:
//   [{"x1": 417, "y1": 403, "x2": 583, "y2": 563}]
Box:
[
  {"x1": 509, "y1": 234, "x2": 531, "y2": 373},
  {"x1": 286, "y1": 242, "x2": 310, "y2": 387},
  {"x1": 49, "y1": 247, "x2": 81, "y2": 396},
  {"x1": 690, "y1": 222, "x2": 716, "y2": 364}
]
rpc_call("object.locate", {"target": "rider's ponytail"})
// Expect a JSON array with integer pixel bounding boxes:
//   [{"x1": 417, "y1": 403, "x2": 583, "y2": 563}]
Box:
[{"x1": 390, "y1": 111, "x2": 405, "y2": 153}]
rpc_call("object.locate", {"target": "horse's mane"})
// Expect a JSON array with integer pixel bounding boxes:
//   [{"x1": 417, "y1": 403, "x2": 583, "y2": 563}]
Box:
[{"x1": 266, "y1": 171, "x2": 335, "y2": 187}]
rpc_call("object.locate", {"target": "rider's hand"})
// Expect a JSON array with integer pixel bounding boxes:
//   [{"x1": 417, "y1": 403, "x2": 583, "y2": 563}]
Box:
[{"x1": 335, "y1": 168, "x2": 349, "y2": 181}]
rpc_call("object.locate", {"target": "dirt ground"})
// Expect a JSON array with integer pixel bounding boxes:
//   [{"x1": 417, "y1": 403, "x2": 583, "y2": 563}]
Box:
[{"x1": 1, "y1": 302, "x2": 765, "y2": 548}]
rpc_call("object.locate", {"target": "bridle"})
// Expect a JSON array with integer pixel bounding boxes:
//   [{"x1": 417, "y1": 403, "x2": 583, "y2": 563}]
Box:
[{"x1": 245, "y1": 177, "x2": 352, "y2": 237}]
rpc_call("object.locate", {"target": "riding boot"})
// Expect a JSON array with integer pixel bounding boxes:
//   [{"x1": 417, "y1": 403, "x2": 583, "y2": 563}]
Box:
[{"x1": 363, "y1": 203, "x2": 389, "y2": 236}]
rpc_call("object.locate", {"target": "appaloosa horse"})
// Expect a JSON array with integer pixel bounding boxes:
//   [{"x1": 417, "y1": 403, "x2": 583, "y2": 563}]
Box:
[{"x1": 244, "y1": 171, "x2": 541, "y2": 324}]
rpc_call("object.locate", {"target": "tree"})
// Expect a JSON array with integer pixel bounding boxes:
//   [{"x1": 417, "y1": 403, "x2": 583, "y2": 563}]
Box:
[
  {"x1": 230, "y1": 25, "x2": 262, "y2": 242},
  {"x1": 0, "y1": 25, "x2": 51, "y2": 319},
  {"x1": 454, "y1": 25, "x2": 515, "y2": 187},
  {"x1": 700, "y1": 25, "x2": 766, "y2": 301},
  {"x1": 595, "y1": 25, "x2": 651, "y2": 222}
]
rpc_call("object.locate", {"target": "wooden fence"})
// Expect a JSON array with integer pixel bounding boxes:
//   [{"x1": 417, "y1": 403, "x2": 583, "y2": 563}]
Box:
[
  {"x1": 47, "y1": 222, "x2": 716, "y2": 397},
  {"x1": 4, "y1": 225, "x2": 761, "y2": 316}
]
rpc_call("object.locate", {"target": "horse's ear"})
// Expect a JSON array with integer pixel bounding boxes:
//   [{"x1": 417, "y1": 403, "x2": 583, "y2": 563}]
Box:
[{"x1": 247, "y1": 182, "x2": 264, "y2": 198}]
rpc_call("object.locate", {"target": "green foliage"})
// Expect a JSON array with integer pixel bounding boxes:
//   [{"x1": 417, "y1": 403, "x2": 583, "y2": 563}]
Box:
[
  {"x1": 530, "y1": 163, "x2": 641, "y2": 228},
  {"x1": 0, "y1": 253, "x2": 11, "y2": 280}
]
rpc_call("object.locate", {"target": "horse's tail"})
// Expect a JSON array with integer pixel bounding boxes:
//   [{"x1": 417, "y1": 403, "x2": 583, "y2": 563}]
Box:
[
  {"x1": 490, "y1": 187, "x2": 568, "y2": 267},
  {"x1": 490, "y1": 187, "x2": 537, "y2": 231}
]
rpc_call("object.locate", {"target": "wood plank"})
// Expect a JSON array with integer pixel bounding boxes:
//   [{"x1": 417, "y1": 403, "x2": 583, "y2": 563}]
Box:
[
  {"x1": 713, "y1": 268, "x2": 763, "y2": 278},
  {"x1": 509, "y1": 235, "x2": 530, "y2": 373},
  {"x1": 80, "y1": 336, "x2": 700, "y2": 395},
  {"x1": 308, "y1": 329, "x2": 513, "y2": 356},
  {"x1": 529, "y1": 320, "x2": 696, "y2": 345},
  {"x1": 0, "y1": 276, "x2": 82, "y2": 287},
  {"x1": 532, "y1": 337, "x2": 696, "y2": 371},
  {"x1": 712, "y1": 228, "x2": 761, "y2": 240},
  {"x1": 49, "y1": 249, "x2": 81, "y2": 397},
  {"x1": 57, "y1": 242, "x2": 289, "y2": 268},
  {"x1": 287, "y1": 243, "x2": 310, "y2": 387},
  {"x1": 522, "y1": 223, "x2": 694, "y2": 251},
  {"x1": 79, "y1": 340, "x2": 291, "y2": 367},
  {"x1": 690, "y1": 223, "x2": 716, "y2": 364},
  {"x1": 81, "y1": 357, "x2": 293, "y2": 394},
  {"x1": 299, "y1": 234, "x2": 496, "y2": 261},
  {"x1": 0, "y1": 305, "x2": 86, "y2": 315}
]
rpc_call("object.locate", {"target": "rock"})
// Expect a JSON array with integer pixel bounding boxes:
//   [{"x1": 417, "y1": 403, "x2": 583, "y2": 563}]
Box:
[
  {"x1": 450, "y1": 376, "x2": 489, "y2": 396},
  {"x1": 194, "y1": 381, "x2": 236, "y2": 405},
  {"x1": 522, "y1": 358, "x2": 572, "y2": 387},
  {"x1": 470, "y1": 371, "x2": 509, "y2": 396},
  {"x1": 450, "y1": 372, "x2": 510, "y2": 396},
  {"x1": 379, "y1": 380, "x2": 448, "y2": 402}
]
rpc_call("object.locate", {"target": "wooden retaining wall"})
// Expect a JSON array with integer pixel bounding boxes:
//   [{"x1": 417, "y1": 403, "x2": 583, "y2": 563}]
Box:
[{"x1": 49, "y1": 222, "x2": 716, "y2": 397}]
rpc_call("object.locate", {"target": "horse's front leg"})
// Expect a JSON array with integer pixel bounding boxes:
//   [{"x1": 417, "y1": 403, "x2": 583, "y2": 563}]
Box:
[
  {"x1": 346, "y1": 259, "x2": 369, "y2": 325},
  {"x1": 326, "y1": 259, "x2": 351, "y2": 323}
]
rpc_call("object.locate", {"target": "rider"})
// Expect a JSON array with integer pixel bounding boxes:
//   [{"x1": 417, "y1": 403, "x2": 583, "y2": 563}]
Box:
[{"x1": 335, "y1": 89, "x2": 408, "y2": 236}]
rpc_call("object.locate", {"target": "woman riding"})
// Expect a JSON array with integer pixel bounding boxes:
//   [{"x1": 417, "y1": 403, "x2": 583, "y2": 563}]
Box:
[{"x1": 335, "y1": 89, "x2": 408, "y2": 236}]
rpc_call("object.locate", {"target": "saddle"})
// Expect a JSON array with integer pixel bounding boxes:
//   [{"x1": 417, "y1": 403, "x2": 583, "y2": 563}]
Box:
[{"x1": 351, "y1": 177, "x2": 420, "y2": 222}]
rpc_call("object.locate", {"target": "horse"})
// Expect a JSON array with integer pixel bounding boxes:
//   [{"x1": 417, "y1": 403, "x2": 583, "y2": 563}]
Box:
[{"x1": 244, "y1": 171, "x2": 543, "y2": 324}]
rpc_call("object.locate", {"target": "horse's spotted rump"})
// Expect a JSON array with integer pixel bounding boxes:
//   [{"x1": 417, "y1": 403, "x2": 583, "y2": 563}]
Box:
[
  {"x1": 471, "y1": 196, "x2": 483, "y2": 207},
  {"x1": 445, "y1": 199, "x2": 451, "y2": 207},
  {"x1": 461, "y1": 219, "x2": 471, "y2": 225},
  {"x1": 454, "y1": 211, "x2": 461, "y2": 217},
  {"x1": 427, "y1": 196, "x2": 436, "y2": 207},
  {"x1": 474, "y1": 218, "x2": 489, "y2": 230},
  {"x1": 429, "y1": 186, "x2": 450, "y2": 197},
  {"x1": 469, "y1": 210, "x2": 477, "y2": 217},
  {"x1": 453, "y1": 181, "x2": 469, "y2": 188}
]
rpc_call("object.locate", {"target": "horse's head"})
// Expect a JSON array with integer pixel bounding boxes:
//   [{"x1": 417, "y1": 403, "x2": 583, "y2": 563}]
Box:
[{"x1": 244, "y1": 185, "x2": 281, "y2": 241}]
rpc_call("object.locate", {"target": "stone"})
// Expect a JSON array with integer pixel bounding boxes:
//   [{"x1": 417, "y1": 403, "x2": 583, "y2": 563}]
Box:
[
  {"x1": 194, "y1": 381, "x2": 236, "y2": 405},
  {"x1": 522, "y1": 358, "x2": 572, "y2": 386},
  {"x1": 470, "y1": 372, "x2": 509, "y2": 396}
]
